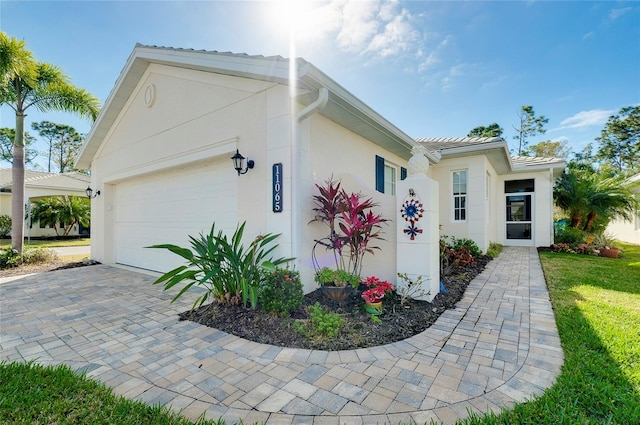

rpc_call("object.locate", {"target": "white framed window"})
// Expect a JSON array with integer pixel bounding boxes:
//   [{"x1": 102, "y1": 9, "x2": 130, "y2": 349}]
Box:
[
  {"x1": 453, "y1": 170, "x2": 467, "y2": 221},
  {"x1": 384, "y1": 164, "x2": 397, "y2": 195},
  {"x1": 375, "y1": 155, "x2": 406, "y2": 195}
]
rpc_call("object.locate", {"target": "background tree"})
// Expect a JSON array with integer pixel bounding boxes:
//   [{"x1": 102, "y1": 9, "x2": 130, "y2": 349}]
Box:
[
  {"x1": 467, "y1": 123, "x2": 503, "y2": 138},
  {"x1": 528, "y1": 139, "x2": 571, "y2": 159},
  {"x1": 513, "y1": 105, "x2": 548, "y2": 155},
  {"x1": 554, "y1": 168, "x2": 637, "y2": 232},
  {"x1": 0, "y1": 128, "x2": 37, "y2": 165},
  {"x1": 0, "y1": 31, "x2": 99, "y2": 253},
  {"x1": 30, "y1": 195, "x2": 91, "y2": 236},
  {"x1": 32, "y1": 121, "x2": 84, "y2": 173},
  {"x1": 595, "y1": 105, "x2": 640, "y2": 175}
]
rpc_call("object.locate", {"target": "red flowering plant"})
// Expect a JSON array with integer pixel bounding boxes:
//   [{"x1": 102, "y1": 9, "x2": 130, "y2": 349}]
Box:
[
  {"x1": 360, "y1": 276, "x2": 394, "y2": 304},
  {"x1": 310, "y1": 178, "x2": 389, "y2": 278}
]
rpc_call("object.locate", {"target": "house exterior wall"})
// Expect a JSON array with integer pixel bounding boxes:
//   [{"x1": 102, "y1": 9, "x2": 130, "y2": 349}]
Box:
[
  {"x1": 431, "y1": 156, "x2": 492, "y2": 252},
  {"x1": 432, "y1": 156, "x2": 556, "y2": 250},
  {"x1": 497, "y1": 170, "x2": 556, "y2": 248},
  {"x1": 606, "y1": 181, "x2": 640, "y2": 245},
  {"x1": 297, "y1": 111, "x2": 406, "y2": 292},
  {"x1": 88, "y1": 64, "x2": 279, "y2": 266},
  {"x1": 86, "y1": 63, "x2": 408, "y2": 292}
]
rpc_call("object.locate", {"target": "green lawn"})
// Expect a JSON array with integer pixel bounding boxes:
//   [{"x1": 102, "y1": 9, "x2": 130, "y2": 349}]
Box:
[
  {"x1": 0, "y1": 238, "x2": 90, "y2": 249},
  {"x1": 1, "y1": 245, "x2": 638, "y2": 424}
]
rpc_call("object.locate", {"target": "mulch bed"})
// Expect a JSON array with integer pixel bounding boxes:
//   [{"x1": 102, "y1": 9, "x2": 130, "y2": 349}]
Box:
[{"x1": 179, "y1": 256, "x2": 491, "y2": 350}]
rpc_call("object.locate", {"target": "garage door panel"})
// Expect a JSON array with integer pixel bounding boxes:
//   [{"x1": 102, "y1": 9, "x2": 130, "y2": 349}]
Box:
[{"x1": 114, "y1": 158, "x2": 237, "y2": 272}]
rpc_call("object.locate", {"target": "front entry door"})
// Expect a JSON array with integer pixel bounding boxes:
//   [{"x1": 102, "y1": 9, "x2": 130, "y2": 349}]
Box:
[{"x1": 505, "y1": 179, "x2": 534, "y2": 246}]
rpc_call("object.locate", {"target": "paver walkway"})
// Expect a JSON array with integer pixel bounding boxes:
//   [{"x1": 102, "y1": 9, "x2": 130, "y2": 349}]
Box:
[{"x1": 0, "y1": 247, "x2": 563, "y2": 424}]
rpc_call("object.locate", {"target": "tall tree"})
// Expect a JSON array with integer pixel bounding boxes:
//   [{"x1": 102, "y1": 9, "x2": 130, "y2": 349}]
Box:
[
  {"x1": 513, "y1": 105, "x2": 548, "y2": 155},
  {"x1": 0, "y1": 32, "x2": 99, "y2": 253},
  {"x1": 467, "y1": 123, "x2": 503, "y2": 138},
  {"x1": 528, "y1": 140, "x2": 571, "y2": 159},
  {"x1": 30, "y1": 195, "x2": 91, "y2": 236},
  {"x1": 0, "y1": 128, "x2": 37, "y2": 165},
  {"x1": 32, "y1": 121, "x2": 84, "y2": 172},
  {"x1": 595, "y1": 105, "x2": 640, "y2": 175}
]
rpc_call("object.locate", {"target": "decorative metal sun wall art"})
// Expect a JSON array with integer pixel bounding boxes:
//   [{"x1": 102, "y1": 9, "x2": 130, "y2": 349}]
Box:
[{"x1": 401, "y1": 189, "x2": 425, "y2": 240}]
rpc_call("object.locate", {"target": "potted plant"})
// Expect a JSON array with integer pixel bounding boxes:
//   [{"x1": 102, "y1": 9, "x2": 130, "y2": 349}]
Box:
[
  {"x1": 314, "y1": 267, "x2": 359, "y2": 301},
  {"x1": 361, "y1": 276, "x2": 393, "y2": 315},
  {"x1": 596, "y1": 233, "x2": 621, "y2": 258},
  {"x1": 309, "y1": 177, "x2": 389, "y2": 302}
]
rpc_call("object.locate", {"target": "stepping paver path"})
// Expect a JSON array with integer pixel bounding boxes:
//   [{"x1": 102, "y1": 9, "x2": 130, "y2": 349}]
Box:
[{"x1": 0, "y1": 247, "x2": 563, "y2": 424}]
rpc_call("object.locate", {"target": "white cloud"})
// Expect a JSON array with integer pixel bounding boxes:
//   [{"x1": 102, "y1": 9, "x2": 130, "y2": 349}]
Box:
[
  {"x1": 559, "y1": 109, "x2": 615, "y2": 129},
  {"x1": 609, "y1": 7, "x2": 633, "y2": 21}
]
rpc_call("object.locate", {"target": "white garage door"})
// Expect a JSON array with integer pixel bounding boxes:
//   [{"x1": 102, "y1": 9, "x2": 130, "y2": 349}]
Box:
[{"x1": 114, "y1": 158, "x2": 237, "y2": 272}]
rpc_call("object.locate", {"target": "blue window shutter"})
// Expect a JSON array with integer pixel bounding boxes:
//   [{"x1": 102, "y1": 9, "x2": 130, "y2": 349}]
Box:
[
  {"x1": 375, "y1": 155, "x2": 385, "y2": 193},
  {"x1": 401, "y1": 167, "x2": 407, "y2": 181}
]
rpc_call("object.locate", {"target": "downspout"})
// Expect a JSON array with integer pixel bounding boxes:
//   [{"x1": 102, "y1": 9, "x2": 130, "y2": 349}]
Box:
[
  {"x1": 292, "y1": 86, "x2": 328, "y2": 287},
  {"x1": 297, "y1": 87, "x2": 329, "y2": 122}
]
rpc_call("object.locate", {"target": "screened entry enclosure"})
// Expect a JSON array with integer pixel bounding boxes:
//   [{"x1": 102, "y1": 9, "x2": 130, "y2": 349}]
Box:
[{"x1": 505, "y1": 179, "x2": 534, "y2": 242}]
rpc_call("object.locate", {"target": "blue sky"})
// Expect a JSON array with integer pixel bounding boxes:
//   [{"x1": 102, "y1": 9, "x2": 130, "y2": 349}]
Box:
[{"x1": 1, "y1": 0, "x2": 638, "y2": 170}]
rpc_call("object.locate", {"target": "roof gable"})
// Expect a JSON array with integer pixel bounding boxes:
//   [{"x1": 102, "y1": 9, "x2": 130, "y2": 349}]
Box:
[
  {"x1": 417, "y1": 137, "x2": 565, "y2": 176},
  {"x1": 76, "y1": 44, "x2": 434, "y2": 169}
]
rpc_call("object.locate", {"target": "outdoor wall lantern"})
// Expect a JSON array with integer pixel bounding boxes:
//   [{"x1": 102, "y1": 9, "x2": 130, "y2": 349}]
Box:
[
  {"x1": 85, "y1": 186, "x2": 101, "y2": 199},
  {"x1": 231, "y1": 149, "x2": 255, "y2": 175}
]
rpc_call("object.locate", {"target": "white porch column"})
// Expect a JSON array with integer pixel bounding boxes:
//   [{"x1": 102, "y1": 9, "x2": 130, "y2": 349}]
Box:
[{"x1": 396, "y1": 146, "x2": 440, "y2": 301}]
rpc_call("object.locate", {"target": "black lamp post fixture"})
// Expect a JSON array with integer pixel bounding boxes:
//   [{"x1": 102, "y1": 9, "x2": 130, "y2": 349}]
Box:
[
  {"x1": 86, "y1": 186, "x2": 100, "y2": 199},
  {"x1": 231, "y1": 149, "x2": 254, "y2": 175}
]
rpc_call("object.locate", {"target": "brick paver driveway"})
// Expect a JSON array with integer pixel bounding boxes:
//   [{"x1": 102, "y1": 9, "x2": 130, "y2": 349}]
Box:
[{"x1": 0, "y1": 247, "x2": 563, "y2": 424}]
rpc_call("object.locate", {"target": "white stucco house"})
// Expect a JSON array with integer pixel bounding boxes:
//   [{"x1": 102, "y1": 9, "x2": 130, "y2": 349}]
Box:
[
  {"x1": 76, "y1": 44, "x2": 565, "y2": 292},
  {"x1": 606, "y1": 173, "x2": 640, "y2": 245},
  {"x1": 0, "y1": 168, "x2": 91, "y2": 238}
]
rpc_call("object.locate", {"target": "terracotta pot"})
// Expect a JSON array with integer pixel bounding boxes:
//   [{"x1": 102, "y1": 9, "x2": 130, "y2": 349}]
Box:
[
  {"x1": 600, "y1": 247, "x2": 620, "y2": 258},
  {"x1": 322, "y1": 285, "x2": 352, "y2": 302},
  {"x1": 364, "y1": 301, "x2": 383, "y2": 315}
]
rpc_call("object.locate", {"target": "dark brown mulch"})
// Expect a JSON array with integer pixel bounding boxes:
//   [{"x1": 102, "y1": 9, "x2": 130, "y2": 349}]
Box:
[{"x1": 179, "y1": 256, "x2": 491, "y2": 350}]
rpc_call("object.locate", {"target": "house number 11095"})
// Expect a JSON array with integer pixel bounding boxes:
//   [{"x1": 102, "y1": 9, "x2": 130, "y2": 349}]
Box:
[{"x1": 272, "y1": 163, "x2": 283, "y2": 212}]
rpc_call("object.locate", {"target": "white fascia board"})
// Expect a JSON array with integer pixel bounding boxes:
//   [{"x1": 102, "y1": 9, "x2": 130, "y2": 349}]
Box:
[{"x1": 301, "y1": 64, "x2": 439, "y2": 164}]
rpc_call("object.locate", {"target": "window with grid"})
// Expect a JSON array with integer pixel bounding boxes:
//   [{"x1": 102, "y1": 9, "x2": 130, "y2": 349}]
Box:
[{"x1": 453, "y1": 170, "x2": 467, "y2": 221}]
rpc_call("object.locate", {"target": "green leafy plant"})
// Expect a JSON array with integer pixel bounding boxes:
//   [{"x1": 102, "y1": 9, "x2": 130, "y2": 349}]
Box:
[
  {"x1": 21, "y1": 247, "x2": 57, "y2": 264},
  {"x1": 294, "y1": 302, "x2": 344, "y2": 340},
  {"x1": 313, "y1": 266, "x2": 360, "y2": 288},
  {"x1": 148, "y1": 222, "x2": 292, "y2": 310},
  {"x1": 451, "y1": 237, "x2": 482, "y2": 258},
  {"x1": 0, "y1": 248, "x2": 20, "y2": 269},
  {"x1": 0, "y1": 214, "x2": 11, "y2": 237},
  {"x1": 486, "y1": 242, "x2": 503, "y2": 258},
  {"x1": 259, "y1": 268, "x2": 303, "y2": 317},
  {"x1": 440, "y1": 235, "x2": 476, "y2": 276}
]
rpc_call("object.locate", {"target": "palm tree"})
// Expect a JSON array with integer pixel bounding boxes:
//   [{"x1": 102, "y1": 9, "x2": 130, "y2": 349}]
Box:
[
  {"x1": 31, "y1": 195, "x2": 91, "y2": 236},
  {"x1": 554, "y1": 169, "x2": 638, "y2": 232},
  {"x1": 0, "y1": 32, "x2": 100, "y2": 253}
]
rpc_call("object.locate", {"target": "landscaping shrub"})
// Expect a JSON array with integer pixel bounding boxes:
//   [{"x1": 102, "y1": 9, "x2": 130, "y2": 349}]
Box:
[
  {"x1": 451, "y1": 237, "x2": 482, "y2": 258},
  {"x1": 148, "y1": 222, "x2": 292, "y2": 310},
  {"x1": 0, "y1": 248, "x2": 20, "y2": 269},
  {"x1": 22, "y1": 247, "x2": 58, "y2": 264},
  {"x1": 294, "y1": 302, "x2": 344, "y2": 340},
  {"x1": 0, "y1": 214, "x2": 11, "y2": 237},
  {"x1": 486, "y1": 242, "x2": 503, "y2": 258},
  {"x1": 259, "y1": 268, "x2": 303, "y2": 317},
  {"x1": 555, "y1": 225, "x2": 587, "y2": 245}
]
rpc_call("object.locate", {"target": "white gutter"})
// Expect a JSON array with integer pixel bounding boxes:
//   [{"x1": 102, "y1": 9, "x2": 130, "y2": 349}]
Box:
[{"x1": 296, "y1": 87, "x2": 329, "y2": 122}]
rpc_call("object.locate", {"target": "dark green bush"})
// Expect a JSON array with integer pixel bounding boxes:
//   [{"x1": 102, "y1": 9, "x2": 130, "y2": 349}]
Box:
[
  {"x1": 0, "y1": 214, "x2": 11, "y2": 237},
  {"x1": 0, "y1": 248, "x2": 20, "y2": 269},
  {"x1": 451, "y1": 237, "x2": 482, "y2": 258},
  {"x1": 259, "y1": 268, "x2": 303, "y2": 317},
  {"x1": 555, "y1": 226, "x2": 587, "y2": 245}
]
